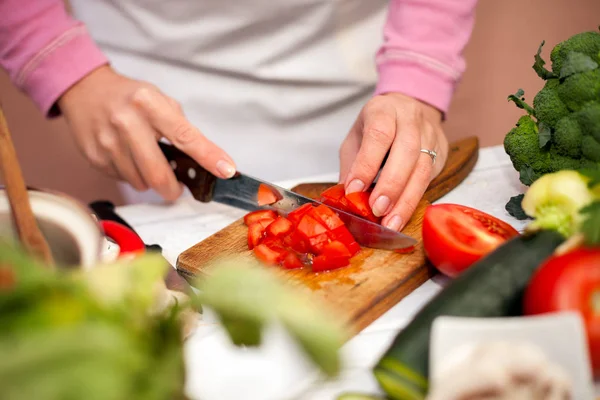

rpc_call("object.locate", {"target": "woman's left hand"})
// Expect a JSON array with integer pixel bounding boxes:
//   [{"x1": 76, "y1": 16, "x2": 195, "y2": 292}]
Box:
[{"x1": 339, "y1": 92, "x2": 449, "y2": 231}]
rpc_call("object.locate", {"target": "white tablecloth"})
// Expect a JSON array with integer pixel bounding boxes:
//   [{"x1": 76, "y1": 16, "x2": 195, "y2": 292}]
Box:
[{"x1": 115, "y1": 145, "x2": 598, "y2": 399}]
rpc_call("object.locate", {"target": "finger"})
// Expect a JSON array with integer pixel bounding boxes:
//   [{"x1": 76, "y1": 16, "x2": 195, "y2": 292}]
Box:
[
  {"x1": 343, "y1": 103, "x2": 396, "y2": 195},
  {"x1": 131, "y1": 87, "x2": 236, "y2": 179},
  {"x1": 369, "y1": 118, "x2": 430, "y2": 218},
  {"x1": 111, "y1": 107, "x2": 183, "y2": 202},
  {"x1": 338, "y1": 120, "x2": 362, "y2": 184},
  {"x1": 381, "y1": 150, "x2": 435, "y2": 231},
  {"x1": 96, "y1": 129, "x2": 148, "y2": 191}
]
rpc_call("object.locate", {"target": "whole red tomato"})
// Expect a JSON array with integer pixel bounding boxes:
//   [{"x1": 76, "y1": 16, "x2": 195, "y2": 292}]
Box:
[
  {"x1": 422, "y1": 204, "x2": 520, "y2": 278},
  {"x1": 524, "y1": 247, "x2": 600, "y2": 378}
]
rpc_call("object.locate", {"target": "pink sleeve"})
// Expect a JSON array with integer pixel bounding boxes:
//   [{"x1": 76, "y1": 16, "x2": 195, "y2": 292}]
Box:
[
  {"x1": 375, "y1": 0, "x2": 479, "y2": 114},
  {"x1": 0, "y1": 0, "x2": 109, "y2": 117}
]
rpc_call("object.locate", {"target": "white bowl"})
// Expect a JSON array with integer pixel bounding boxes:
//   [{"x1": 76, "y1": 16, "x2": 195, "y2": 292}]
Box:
[{"x1": 429, "y1": 312, "x2": 595, "y2": 399}]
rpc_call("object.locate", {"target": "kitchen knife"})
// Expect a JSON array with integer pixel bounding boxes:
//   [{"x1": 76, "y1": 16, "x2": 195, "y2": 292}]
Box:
[{"x1": 158, "y1": 142, "x2": 417, "y2": 251}]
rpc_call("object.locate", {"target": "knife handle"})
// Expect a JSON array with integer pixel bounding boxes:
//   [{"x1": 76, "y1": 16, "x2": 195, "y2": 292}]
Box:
[{"x1": 158, "y1": 142, "x2": 216, "y2": 203}]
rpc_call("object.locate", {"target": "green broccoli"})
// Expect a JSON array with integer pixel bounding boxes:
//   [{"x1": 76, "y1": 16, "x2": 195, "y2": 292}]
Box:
[{"x1": 504, "y1": 29, "x2": 600, "y2": 187}]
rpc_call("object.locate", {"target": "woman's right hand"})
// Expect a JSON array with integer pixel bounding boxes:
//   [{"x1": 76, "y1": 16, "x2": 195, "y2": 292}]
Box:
[{"x1": 57, "y1": 65, "x2": 236, "y2": 202}]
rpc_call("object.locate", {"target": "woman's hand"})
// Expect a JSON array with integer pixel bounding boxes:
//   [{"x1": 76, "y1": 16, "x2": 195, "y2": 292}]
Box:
[
  {"x1": 339, "y1": 92, "x2": 448, "y2": 231},
  {"x1": 57, "y1": 65, "x2": 236, "y2": 202}
]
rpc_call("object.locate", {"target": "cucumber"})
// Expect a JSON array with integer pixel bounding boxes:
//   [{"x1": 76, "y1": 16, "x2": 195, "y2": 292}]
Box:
[{"x1": 373, "y1": 229, "x2": 564, "y2": 400}]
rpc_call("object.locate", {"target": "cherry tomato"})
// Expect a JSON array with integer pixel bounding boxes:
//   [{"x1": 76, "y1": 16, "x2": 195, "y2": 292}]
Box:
[
  {"x1": 422, "y1": 204, "x2": 519, "y2": 277},
  {"x1": 523, "y1": 247, "x2": 600, "y2": 377}
]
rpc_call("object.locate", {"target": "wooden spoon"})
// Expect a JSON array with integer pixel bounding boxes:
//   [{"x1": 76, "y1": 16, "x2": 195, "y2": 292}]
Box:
[{"x1": 0, "y1": 104, "x2": 54, "y2": 267}]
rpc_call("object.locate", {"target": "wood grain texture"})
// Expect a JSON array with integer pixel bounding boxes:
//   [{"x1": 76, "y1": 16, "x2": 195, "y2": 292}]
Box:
[
  {"x1": 0, "y1": 104, "x2": 54, "y2": 267},
  {"x1": 176, "y1": 137, "x2": 479, "y2": 335}
]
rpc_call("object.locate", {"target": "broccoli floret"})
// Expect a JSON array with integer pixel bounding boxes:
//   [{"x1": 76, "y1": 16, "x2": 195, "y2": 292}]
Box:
[
  {"x1": 557, "y1": 68, "x2": 600, "y2": 111},
  {"x1": 550, "y1": 31, "x2": 600, "y2": 74},
  {"x1": 504, "y1": 29, "x2": 600, "y2": 186},
  {"x1": 553, "y1": 116, "x2": 582, "y2": 157},
  {"x1": 575, "y1": 102, "x2": 600, "y2": 140},
  {"x1": 533, "y1": 79, "x2": 570, "y2": 128}
]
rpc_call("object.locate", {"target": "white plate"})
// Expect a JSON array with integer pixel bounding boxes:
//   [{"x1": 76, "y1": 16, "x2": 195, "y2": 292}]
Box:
[{"x1": 429, "y1": 311, "x2": 595, "y2": 400}]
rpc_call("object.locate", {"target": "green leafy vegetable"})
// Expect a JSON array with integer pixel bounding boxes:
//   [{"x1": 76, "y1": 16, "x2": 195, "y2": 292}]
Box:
[
  {"x1": 559, "y1": 51, "x2": 599, "y2": 79},
  {"x1": 519, "y1": 165, "x2": 538, "y2": 186},
  {"x1": 538, "y1": 121, "x2": 552, "y2": 148},
  {"x1": 580, "y1": 200, "x2": 600, "y2": 245},
  {"x1": 533, "y1": 40, "x2": 557, "y2": 80},
  {"x1": 507, "y1": 89, "x2": 535, "y2": 116},
  {"x1": 505, "y1": 194, "x2": 532, "y2": 220}
]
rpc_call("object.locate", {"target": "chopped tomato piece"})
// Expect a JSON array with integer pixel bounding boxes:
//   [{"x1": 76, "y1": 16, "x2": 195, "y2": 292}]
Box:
[
  {"x1": 345, "y1": 191, "x2": 380, "y2": 223},
  {"x1": 247, "y1": 222, "x2": 266, "y2": 249},
  {"x1": 320, "y1": 240, "x2": 351, "y2": 258},
  {"x1": 330, "y1": 226, "x2": 360, "y2": 256},
  {"x1": 296, "y1": 214, "x2": 329, "y2": 239},
  {"x1": 261, "y1": 236, "x2": 286, "y2": 252},
  {"x1": 244, "y1": 209, "x2": 278, "y2": 226},
  {"x1": 320, "y1": 184, "x2": 350, "y2": 211},
  {"x1": 253, "y1": 244, "x2": 285, "y2": 265},
  {"x1": 283, "y1": 230, "x2": 310, "y2": 254},
  {"x1": 257, "y1": 183, "x2": 282, "y2": 206},
  {"x1": 282, "y1": 252, "x2": 304, "y2": 270},
  {"x1": 312, "y1": 254, "x2": 350, "y2": 272},
  {"x1": 266, "y1": 216, "x2": 293, "y2": 237},
  {"x1": 287, "y1": 203, "x2": 314, "y2": 226},
  {"x1": 394, "y1": 245, "x2": 416, "y2": 254},
  {"x1": 310, "y1": 205, "x2": 344, "y2": 230},
  {"x1": 308, "y1": 233, "x2": 330, "y2": 254}
]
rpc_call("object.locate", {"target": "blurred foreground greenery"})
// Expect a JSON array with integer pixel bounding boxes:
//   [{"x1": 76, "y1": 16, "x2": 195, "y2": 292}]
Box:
[{"x1": 0, "y1": 243, "x2": 347, "y2": 400}]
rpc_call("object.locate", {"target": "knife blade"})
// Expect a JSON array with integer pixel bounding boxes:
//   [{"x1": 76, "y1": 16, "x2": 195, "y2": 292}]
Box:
[{"x1": 158, "y1": 142, "x2": 417, "y2": 251}]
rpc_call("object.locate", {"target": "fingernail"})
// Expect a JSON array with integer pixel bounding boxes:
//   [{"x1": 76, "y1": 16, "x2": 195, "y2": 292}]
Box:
[
  {"x1": 372, "y1": 196, "x2": 391, "y2": 217},
  {"x1": 346, "y1": 179, "x2": 365, "y2": 195},
  {"x1": 216, "y1": 160, "x2": 236, "y2": 178},
  {"x1": 385, "y1": 215, "x2": 403, "y2": 231}
]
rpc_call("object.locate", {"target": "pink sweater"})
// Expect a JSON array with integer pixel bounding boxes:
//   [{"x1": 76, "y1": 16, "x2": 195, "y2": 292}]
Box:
[{"x1": 0, "y1": 0, "x2": 478, "y2": 118}]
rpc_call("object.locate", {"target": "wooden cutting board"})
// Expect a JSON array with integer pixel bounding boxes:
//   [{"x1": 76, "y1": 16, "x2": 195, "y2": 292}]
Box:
[{"x1": 177, "y1": 137, "x2": 479, "y2": 336}]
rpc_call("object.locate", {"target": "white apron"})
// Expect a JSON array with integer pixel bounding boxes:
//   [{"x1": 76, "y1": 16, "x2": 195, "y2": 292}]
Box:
[{"x1": 68, "y1": 0, "x2": 389, "y2": 204}]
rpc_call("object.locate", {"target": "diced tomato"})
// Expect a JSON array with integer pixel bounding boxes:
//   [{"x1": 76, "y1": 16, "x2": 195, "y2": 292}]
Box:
[
  {"x1": 266, "y1": 216, "x2": 293, "y2": 237},
  {"x1": 308, "y1": 233, "x2": 330, "y2": 254},
  {"x1": 287, "y1": 203, "x2": 314, "y2": 226},
  {"x1": 310, "y1": 205, "x2": 344, "y2": 230},
  {"x1": 244, "y1": 209, "x2": 278, "y2": 226},
  {"x1": 345, "y1": 191, "x2": 380, "y2": 223},
  {"x1": 394, "y1": 245, "x2": 416, "y2": 254},
  {"x1": 257, "y1": 183, "x2": 282, "y2": 206},
  {"x1": 283, "y1": 230, "x2": 310, "y2": 254},
  {"x1": 261, "y1": 236, "x2": 286, "y2": 252},
  {"x1": 247, "y1": 222, "x2": 266, "y2": 249},
  {"x1": 320, "y1": 240, "x2": 351, "y2": 258},
  {"x1": 296, "y1": 214, "x2": 329, "y2": 239},
  {"x1": 330, "y1": 226, "x2": 360, "y2": 256},
  {"x1": 312, "y1": 254, "x2": 350, "y2": 272},
  {"x1": 282, "y1": 252, "x2": 304, "y2": 270},
  {"x1": 320, "y1": 184, "x2": 350, "y2": 211},
  {"x1": 253, "y1": 243, "x2": 286, "y2": 265}
]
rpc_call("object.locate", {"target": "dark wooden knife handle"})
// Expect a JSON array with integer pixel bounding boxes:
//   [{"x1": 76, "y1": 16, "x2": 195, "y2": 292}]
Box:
[{"x1": 158, "y1": 142, "x2": 216, "y2": 203}]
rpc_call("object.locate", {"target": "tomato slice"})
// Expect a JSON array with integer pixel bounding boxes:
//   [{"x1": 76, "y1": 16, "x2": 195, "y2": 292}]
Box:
[
  {"x1": 287, "y1": 204, "x2": 314, "y2": 227},
  {"x1": 282, "y1": 252, "x2": 304, "y2": 270},
  {"x1": 310, "y1": 204, "x2": 344, "y2": 230},
  {"x1": 244, "y1": 209, "x2": 278, "y2": 226},
  {"x1": 523, "y1": 247, "x2": 600, "y2": 378},
  {"x1": 312, "y1": 253, "x2": 350, "y2": 272},
  {"x1": 266, "y1": 216, "x2": 293, "y2": 237},
  {"x1": 247, "y1": 222, "x2": 266, "y2": 249},
  {"x1": 253, "y1": 243, "x2": 285, "y2": 265},
  {"x1": 329, "y1": 226, "x2": 360, "y2": 256},
  {"x1": 257, "y1": 183, "x2": 282, "y2": 206},
  {"x1": 422, "y1": 204, "x2": 519, "y2": 278},
  {"x1": 344, "y1": 191, "x2": 380, "y2": 223}
]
